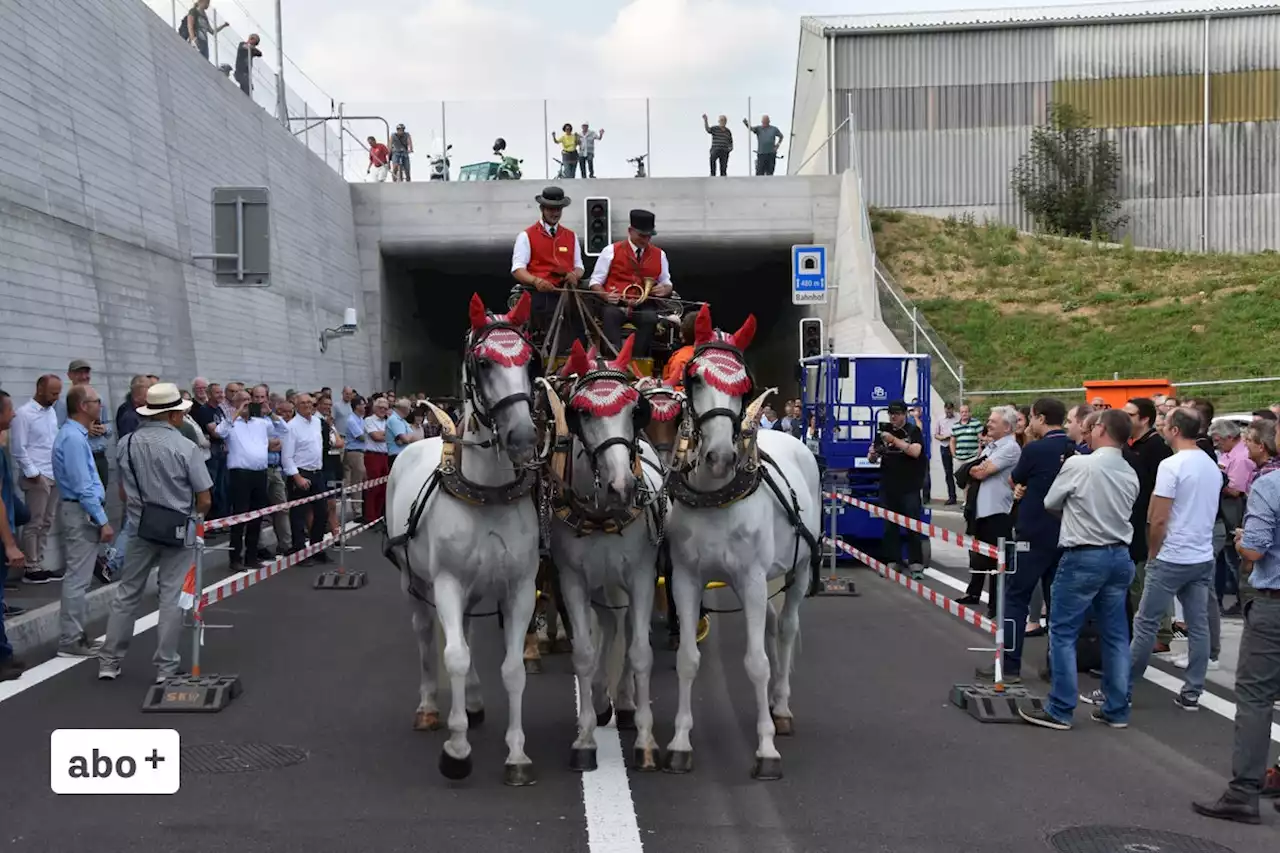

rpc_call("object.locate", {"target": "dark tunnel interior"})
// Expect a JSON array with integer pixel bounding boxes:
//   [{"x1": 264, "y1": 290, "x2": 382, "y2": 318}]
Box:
[{"x1": 380, "y1": 240, "x2": 807, "y2": 402}]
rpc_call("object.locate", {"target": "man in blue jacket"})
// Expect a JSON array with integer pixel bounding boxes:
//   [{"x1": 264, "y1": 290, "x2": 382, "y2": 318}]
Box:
[{"x1": 978, "y1": 397, "x2": 1074, "y2": 683}]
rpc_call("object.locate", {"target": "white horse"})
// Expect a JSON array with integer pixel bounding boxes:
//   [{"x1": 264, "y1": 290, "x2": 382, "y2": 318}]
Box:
[
  {"x1": 384, "y1": 291, "x2": 545, "y2": 786},
  {"x1": 546, "y1": 336, "x2": 664, "y2": 772},
  {"x1": 662, "y1": 303, "x2": 822, "y2": 780}
]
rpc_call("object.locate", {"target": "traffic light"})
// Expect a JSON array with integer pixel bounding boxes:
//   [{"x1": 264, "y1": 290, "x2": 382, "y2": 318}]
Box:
[
  {"x1": 799, "y1": 317, "x2": 824, "y2": 359},
  {"x1": 584, "y1": 197, "x2": 611, "y2": 257}
]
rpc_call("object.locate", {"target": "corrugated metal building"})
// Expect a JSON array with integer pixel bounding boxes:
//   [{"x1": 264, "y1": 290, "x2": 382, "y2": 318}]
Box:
[{"x1": 789, "y1": 1, "x2": 1280, "y2": 253}]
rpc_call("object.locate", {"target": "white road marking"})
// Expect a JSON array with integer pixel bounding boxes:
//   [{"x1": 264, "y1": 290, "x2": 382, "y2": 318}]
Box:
[
  {"x1": 920, "y1": 557, "x2": 1280, "y2": 743},
  {"x1": 574, "y1": 678, "x2": 644, "y2": 853}
]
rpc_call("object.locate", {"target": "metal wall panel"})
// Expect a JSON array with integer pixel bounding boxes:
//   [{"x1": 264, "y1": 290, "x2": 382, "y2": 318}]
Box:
[
  {"x1": 834, "y1": 28, "x2": 1055, "y2": 89},
  {"x1": 848, "y1": 127, "x2": 1033, "y2": 208},
  {"x1": 1053, "y1": 20, "x2": 1204, "y2": 78},
  {"x1": 1209, "y1": 13, "x2": 1280, "y2": 72}
]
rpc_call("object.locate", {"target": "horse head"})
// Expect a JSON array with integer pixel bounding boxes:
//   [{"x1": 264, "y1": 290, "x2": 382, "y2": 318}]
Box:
[
  {"x1": 634, "y1": 375, "x2": 684, "y2": 460},
  {"x1": 682, "y1": 303, "x2": 757, "y2": 480},
  {"x1": 464, "y1": 291, "x2": 540, "y2": 467},
  {"x1": 558, "y1": 335, "x2": 649, "y2": 512}
]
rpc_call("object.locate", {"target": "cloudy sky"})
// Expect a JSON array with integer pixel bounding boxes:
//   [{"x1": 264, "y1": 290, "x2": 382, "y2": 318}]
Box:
[{"x1": 152, "y1": 0, "x2": 1222, "y2": 180}]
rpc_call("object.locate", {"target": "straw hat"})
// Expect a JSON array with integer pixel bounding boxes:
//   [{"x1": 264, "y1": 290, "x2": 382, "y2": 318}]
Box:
[{"x1": 137, "y1": 382, "x2": 193, "y2": 416}]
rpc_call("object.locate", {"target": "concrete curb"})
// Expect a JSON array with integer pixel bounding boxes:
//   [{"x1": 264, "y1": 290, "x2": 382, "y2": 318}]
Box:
[{"x1": 6, "y1": 573, "x2": 162, "y2": 655}]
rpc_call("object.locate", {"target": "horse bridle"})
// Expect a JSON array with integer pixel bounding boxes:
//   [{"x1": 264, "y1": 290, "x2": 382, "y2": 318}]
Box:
[
  {"x1": 681, "y1": 340, "x2": 755, "y2": 442},
  {"x1": 563, "y1": 365, "x2": 650, "y2": 480},
  {"x1": 639, "y1": 384, "x2": 684, "y2": 453},
  {"x1": 462, "y1": 320, "x2": 540, "y2": 437}
]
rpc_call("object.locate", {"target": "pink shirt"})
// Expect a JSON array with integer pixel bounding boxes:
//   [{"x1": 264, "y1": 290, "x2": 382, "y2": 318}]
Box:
[{"x1": 1222, "y1": 439, "x2": 1256, "y2": 494}]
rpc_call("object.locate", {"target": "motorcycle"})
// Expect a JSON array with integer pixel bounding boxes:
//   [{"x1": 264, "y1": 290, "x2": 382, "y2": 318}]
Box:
[
  {"x1": 627, "y1": 154, "x2": 647, "y2": 178},
  {"x1": 493, "y1": 137, "x2": 523, "y2": 180},
  {"x1": 429, "y1": 144, "x2": 452, "y2": 181}
]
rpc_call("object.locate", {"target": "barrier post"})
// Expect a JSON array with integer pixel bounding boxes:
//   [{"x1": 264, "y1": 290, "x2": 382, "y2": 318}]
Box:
[
  {"x1": 819, "y1": 489, "x2": 857, "y2": 595},
  {"x1": 992, "y1": 535, "x2": 1007, "y2": 691},
  {"x1": 314, "y1": 479, "x2": 367, "y2": 590},
  {"x1": 142, "y1": 515, "x2": 244, "y2": 713}
]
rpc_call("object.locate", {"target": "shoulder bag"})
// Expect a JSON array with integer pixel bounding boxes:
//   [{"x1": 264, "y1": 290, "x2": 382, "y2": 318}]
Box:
[{"x1": 126, "y1": 433, "x2": 191, "y2": 547}]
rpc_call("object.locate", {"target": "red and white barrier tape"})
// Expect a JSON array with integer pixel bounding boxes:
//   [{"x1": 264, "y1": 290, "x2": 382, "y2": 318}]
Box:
[
  {"x1": 193, "y1": 517, "x2": 382, "y2": 610},
  {"x1": 822, "y1": 535, "x2": 997, "y2": 637},
  {"x1": 203, "y1": 475, "x2": 390, "y2": 532},
  {"x1": 824, "y1": 492, "x2": 1001, "y2": 560}
]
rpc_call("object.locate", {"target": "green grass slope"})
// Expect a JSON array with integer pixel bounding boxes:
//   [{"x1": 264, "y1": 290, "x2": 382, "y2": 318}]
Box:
[{"x1": 870, "y1": 209, "x2": 1280, "y2": 411}]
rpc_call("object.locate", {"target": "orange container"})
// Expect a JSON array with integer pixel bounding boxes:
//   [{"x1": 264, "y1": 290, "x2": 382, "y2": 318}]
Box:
[{"x1": 1082, "y1": 379, "x2": 1176, "y2": 410}]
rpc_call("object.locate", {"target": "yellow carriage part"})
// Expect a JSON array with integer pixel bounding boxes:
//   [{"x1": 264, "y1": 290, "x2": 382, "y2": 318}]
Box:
[{"x1": 656, "y1": 577, "x2": 728, "y2": 590}]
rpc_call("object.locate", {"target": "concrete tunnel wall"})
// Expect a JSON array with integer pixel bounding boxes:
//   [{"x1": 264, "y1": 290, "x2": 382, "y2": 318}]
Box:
[{"x1": 0, "y1": 0, "x2": 374, "y2": 406}]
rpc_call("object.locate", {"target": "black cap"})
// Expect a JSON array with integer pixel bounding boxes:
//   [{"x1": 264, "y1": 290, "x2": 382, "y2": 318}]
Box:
[
  {"x1": 887, "y1": 400, "x2": 908, "y2": 414},
  {"x1": 629, "y1": 209, "x2": 656, "y2": 236}
]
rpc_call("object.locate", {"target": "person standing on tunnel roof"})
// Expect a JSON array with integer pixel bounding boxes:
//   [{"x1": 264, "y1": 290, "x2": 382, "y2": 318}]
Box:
[
  {"x1": 588, "y1": 209, "x2": 672, "y2": 360},
  {"x1": 511, "y1": 186, "x2": 585, "y2": 354}
]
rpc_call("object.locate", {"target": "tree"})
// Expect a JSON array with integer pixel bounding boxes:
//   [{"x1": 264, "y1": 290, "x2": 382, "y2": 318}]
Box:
[{"x1": 1010, "y1": 102, "x2": 1127, "y2": 240}]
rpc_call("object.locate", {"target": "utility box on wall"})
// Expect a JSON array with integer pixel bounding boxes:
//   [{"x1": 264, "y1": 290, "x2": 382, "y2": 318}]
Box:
[{"x1": 208, "y1": 187, "x2": 271, "y2": 287}]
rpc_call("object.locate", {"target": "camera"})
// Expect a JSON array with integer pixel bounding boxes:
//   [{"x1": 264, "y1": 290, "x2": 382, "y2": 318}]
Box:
[{"x1": 248, "y1": 402, "x2": 262, "y2": 418}]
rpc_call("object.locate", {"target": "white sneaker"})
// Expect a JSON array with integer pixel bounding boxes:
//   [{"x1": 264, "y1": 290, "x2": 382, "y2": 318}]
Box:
[{"x1": 1172, "y1": 655, "x2": 1219, "y2": 670}]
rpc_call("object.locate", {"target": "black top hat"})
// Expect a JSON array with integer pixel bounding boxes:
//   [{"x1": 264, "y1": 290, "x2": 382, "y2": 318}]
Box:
[
  {"x1": 629, "y1": 209, "x2": 656, "y2": 236},
  {"x1": 535, "y1": 186, "x2": 570, "y2": 208}
]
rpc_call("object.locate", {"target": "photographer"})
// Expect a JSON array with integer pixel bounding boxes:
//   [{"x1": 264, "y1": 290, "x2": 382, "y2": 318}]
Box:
[
  {"x1": 214, "y1": 385, "x2": 273, "y2": 572},
  {"x1": 868, "y1": 401, "x2": 927, "y2": 578}
]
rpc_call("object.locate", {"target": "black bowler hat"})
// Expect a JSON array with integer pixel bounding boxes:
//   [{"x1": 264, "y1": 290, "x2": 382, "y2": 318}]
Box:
[
  {"x1": 535, "y1": 186, "x2": 570, "y2": 208},
  {"x1": 629, "y1": 209, "x2": 656, "y2": 236}
]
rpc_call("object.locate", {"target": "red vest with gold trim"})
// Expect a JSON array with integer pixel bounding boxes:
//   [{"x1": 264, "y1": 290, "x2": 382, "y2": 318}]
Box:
[{"x1": 523, "y1": 223, "x2": 577, "y2": 282}]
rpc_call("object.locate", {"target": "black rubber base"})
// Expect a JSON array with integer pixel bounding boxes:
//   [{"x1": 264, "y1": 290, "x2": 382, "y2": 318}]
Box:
[
  {"x1": 752, "y1": 756, "x2": 784, "y2": 780},
  {"x1": 503, "y1": 762, "x2": 538, "y2": 787},
  {"x1": 595, "y1": 702, "x2": 613, "y2": 728},
  {"x1": 632, "y1": 745, "x2": 659, "y2": 772},
  {"x1": 439, "y1": 750, "x2": 473, "y2": 781},
  {"x1": 569, "y1": 747, "x2": 598, "y2": 772},
  {"x1": 467, "y1": 707, "x2": 485, "y2": 727},
  {"x1": 615, "y1": 709, "x2": 637, "y2": 731},
  {"x1": 663, "y1": 749, "x2": 693, "y2": 774}
]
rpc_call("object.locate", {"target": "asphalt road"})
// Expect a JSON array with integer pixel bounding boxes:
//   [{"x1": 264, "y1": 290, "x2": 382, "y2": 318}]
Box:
[{"x1": 0, "y1": 531, "x2": 1277, "y2": 853}]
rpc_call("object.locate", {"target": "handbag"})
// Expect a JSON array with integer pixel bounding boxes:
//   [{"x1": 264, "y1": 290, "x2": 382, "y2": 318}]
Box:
[{"x1": 125, "y1": 434, "x2": 190, "y2": 547}]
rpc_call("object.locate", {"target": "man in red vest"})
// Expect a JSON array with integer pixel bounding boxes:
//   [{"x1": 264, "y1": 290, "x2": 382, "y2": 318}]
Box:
[
  {"x1": 511, "y1": 186, "x2": 585, "y2": 352},
  {"x1": 588, "y1": 209, "x2": 673, "y2": 358}
]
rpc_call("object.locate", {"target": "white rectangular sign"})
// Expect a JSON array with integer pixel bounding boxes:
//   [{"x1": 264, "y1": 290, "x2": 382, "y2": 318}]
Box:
[{"x1": 792, "y1": 244, "x2": 828, "y2": 305}]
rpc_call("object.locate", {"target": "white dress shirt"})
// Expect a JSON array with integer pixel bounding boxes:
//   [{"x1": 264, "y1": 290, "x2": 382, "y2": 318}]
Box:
[
  {"x1": 589, "y1": 240, "x2": 671, "y2": 288},
  {"x1": 283, "y1": 413, "x2": 324, "y2": 475},
  {"x1": 511, "y1": 220, "x2": 584, "y2": 273},
  {"x1": 10, "y1": 398, "x2": 58, "y2": 479},
  {"x1": 215, "y1": 415, "x2": 273, "y2": 471}
]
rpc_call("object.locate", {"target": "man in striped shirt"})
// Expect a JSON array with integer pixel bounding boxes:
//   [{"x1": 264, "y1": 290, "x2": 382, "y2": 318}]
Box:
[
  {"x1": 950, "y1": 404, "x2": 982, "y2": 468},
  {"x1": 702, "y1": 113, "x2": 733, "y2": 176}
]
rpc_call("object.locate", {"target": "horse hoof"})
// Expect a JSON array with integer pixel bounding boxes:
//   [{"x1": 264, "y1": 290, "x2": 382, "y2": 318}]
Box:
[
  {"x1": 439, "y1": 750, "x2": 472, "y2": 781},
  {"x1": 615, "y1": 709, "x2": 637, "y2": 731},
  {"x1": 772, "y1": 715, "x2": 793, "y2": 736},
  {"x1": 503, "y1": 762, "x2": 538, "y2": 787},
  {"x1": 467, "y1": 708, "x2": 485, "y2": 727},
  {"x1": 553, "y1": 637, "x2": 574, "y2": 654},
  {"x1": 569, "y1": 748, "x2": 597, "y2": 772},
  {"x1": 751, "y1": 756, "x2": 783, "y2": 781},
  {"x1": 595, "y1": 703, "x2": 614, "y2": 728},
  {"x1": 633, "y1": 746, "x2": 659, "y2": 772},
  {"x1": 662, "y1": 749, "x2": 693, "y2": 774},
  {"x1": 413, "y1": 710, "x2": 442, "y2": 731},
  {"x1": 524, "y1": 658, "x2": 542, "y2": 675}
]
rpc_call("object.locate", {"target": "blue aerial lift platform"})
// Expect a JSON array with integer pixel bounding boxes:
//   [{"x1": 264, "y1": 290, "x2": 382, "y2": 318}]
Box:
[{"x1": 799, "y1": 352, "x2": 934, "y2": 567}]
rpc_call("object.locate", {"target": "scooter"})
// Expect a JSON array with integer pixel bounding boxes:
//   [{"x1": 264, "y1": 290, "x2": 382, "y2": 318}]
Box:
[
  {"x1": 429, "y1": 144, "x2": 452, "y2": 181},
  {"x1": 627, "y1": 154, "x2": 647, "y2": 178},
  {"x1": 493, "y1": 138, "x2": 523, "y2": 180}
]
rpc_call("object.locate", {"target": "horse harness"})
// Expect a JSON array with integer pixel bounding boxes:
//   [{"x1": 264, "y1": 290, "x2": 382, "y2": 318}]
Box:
[{"x1": 668, "y1": 339, "x2": 825, "y2": 598}]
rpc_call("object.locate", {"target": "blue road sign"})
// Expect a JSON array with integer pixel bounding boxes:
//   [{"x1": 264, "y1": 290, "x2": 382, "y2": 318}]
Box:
[{"x1": 792, "y1": 244, "x2": 827, "y2": 305}]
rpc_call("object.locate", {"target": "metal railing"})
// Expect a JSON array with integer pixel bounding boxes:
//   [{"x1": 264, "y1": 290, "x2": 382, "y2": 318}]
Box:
[
  {"x1": 966, "y1": 377, "x2": 1280, "y2": 413},
  {"x1": 872, "y1": 259, "x2": 967, "y2": 405}
]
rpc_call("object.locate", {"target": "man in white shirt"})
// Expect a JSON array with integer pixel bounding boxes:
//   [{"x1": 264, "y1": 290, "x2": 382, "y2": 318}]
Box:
[
  {"x1": 283, "y1": 393, "x2": 328, "y2": 563},
  {"x1": 8, "y1": 374, "x2": 63, "y2": 582},
  {"x1": 215, "y1": 386, "x2": 273, "y2": 571},
  {"x1": 588, "y1": 209, "x2": 673, "y2": 359},
  {"x1": 1125, "y1": 407, "x2": 1223, "y2": 712}
]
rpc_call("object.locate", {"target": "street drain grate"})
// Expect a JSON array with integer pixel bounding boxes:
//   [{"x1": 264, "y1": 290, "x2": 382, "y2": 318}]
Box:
[
  {"x1": 1049, "y1": 826, "x2": 1235, "y2": 853},
  {"x1": 181, "y1": 743, "x2": 309, "y2": 774}
]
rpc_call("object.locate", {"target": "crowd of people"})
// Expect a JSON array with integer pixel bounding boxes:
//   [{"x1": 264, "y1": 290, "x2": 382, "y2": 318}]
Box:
[
  {"x1": 0, "y1": 364, "x2": 447, "y2": 683},
  {"x1": 920, "y1": 394, "x2": 1280, "y2": 823}
]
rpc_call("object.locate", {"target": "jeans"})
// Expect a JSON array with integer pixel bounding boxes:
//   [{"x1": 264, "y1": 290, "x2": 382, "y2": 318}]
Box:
[
  {"x1": 206, "y1": 453, "x2": 230, "y2": 520},
  {"x1": 578, "y1": 154, "x2": 595, "y2": 178},
  {"x1": 1227, "y1": 596, "x2": 1280, "y2": 803},
  {"x1": 107, "y1": 515, "x2": 133, "y2": 572},
  {"x1": 0, "y1": 561, "x2": 12, "y2": 661},
  {"x1": 879, "y1": 488, "x2": 923, "y2": 566},
  {"x1": 1127, "y1": 559, "x2": 1173, "y2": 645},
  {"x1": 1046, "y1": 545, "x2": 1134, "y2": 723},
  {"x1": 1002, "y1": 544, "x2": 1060, "y2": 676},
  {"x1": 1130, "y1": 557, "x2": 1214, "y2": 702}
]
